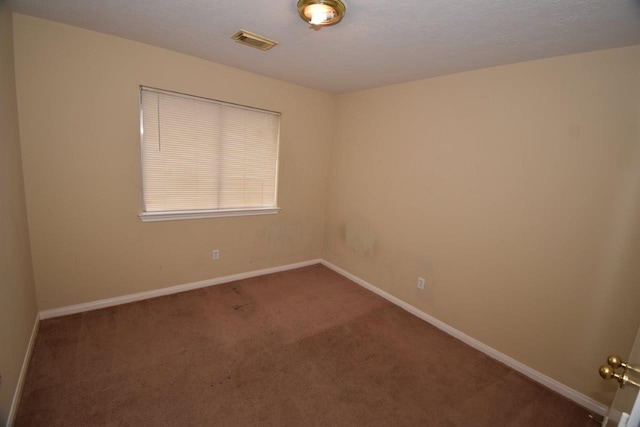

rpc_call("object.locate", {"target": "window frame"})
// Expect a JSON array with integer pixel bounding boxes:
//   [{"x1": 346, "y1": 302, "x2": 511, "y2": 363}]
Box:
[{"x1": 137, "y1": 86, "x2": 281, "y2": 222}]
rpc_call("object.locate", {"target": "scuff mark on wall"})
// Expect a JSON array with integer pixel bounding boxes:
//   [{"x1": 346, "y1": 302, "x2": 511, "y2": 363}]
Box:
[
  {"x1": 344, "y1": 218, "x2": 375, "y2": 256},
  {"x1": 266, "y1": 220, "x2": 303, "y2": 256}
]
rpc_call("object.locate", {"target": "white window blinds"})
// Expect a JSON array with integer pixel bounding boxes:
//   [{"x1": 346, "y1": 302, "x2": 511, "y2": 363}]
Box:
[{"x1": 139, "y1": 87, "x2": 280, "y2": 220}]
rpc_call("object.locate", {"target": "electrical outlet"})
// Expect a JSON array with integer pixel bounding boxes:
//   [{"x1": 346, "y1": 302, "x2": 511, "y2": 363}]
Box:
[
  {"x1": 417, "y1": 277, "x2": 425, "y2": 290},
  {"x1": 212, "y1": 249, "x2": 220, "y2": 260}
]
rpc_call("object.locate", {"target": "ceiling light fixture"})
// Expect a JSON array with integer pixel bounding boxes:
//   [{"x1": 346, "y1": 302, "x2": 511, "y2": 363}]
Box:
[{"x1": 297, "y1": 0, "x2": 346, "y2": 27}]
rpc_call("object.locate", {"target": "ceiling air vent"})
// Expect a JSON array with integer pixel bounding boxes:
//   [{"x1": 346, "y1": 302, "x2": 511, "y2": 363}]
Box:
[{"x1": 231, "y1": 30, "x2": 278, "y2": 51}]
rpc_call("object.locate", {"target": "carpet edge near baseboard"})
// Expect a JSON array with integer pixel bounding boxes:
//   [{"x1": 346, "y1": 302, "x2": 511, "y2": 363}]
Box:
[
  {"x1": 7, "y1": 313, "x2": 39, "y2": 427},
  {"x1": 319, "y1": 259, "x2": 610, "y2": 419},
  {"x1": 38, "y1": 259, "x2": 324, "y2": 320}
]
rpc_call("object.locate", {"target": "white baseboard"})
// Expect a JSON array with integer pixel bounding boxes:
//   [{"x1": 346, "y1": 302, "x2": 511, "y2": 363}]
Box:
[
  {"x1": 39, "y1": 259, "x2": 322, "y2": 320},
  {"x1": 319, "y1": 259, "x2": 608, "y2": 417},
  {"x1": 7, "y1": 313, "x2": 40, "y2": 427},
  {"x1": 35, "y1": 257, "x2": 608, "y2": 417}
]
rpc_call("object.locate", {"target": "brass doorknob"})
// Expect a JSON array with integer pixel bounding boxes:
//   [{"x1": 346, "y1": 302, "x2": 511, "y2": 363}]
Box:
[
  {"x1": 606, "y1": 354, "x2": 639, "y2": 373},
  {"x1": 599, "y1": 364, "x2": 615, "y2": 380},
  {"x1": 607, "y1": 354, "x2": 623, "y2": 369},
  {"x1": 599, "y1": 355, "x2": 640, "y2": 389}
]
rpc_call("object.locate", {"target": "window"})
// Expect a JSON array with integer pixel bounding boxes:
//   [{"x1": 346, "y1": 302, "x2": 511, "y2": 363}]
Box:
[{"x1": 139, "y1": 87, "x2": 281, "y2": 222}]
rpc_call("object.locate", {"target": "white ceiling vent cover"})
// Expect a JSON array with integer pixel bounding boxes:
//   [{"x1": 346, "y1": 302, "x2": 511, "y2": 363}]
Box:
[{"x1": 231, "y1": 30, "x2": 278, "y2": 51}]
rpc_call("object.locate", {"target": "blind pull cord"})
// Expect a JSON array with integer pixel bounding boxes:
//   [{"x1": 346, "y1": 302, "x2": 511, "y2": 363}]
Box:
[{"x1": 157, "y1": 96, "x2": 161, "y2": 152}]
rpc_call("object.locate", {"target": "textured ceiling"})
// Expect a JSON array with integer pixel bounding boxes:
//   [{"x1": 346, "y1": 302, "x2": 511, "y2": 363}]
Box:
[{"x1": 7, "y1": 0, "x2": 640, "y2": 94}]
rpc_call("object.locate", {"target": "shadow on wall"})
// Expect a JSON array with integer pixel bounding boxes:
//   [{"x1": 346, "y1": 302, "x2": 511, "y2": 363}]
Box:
[
  {"x1": 266, "y1": 220, "x2": 322, "y2": 258},
  {"x1": 344, "y1": 218, "x2": 375, "y2": 256}
]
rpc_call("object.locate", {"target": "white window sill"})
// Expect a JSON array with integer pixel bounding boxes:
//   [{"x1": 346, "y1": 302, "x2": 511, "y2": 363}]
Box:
[{"x1": 139, "y1": 207, "x2": 281, "y2": 222}]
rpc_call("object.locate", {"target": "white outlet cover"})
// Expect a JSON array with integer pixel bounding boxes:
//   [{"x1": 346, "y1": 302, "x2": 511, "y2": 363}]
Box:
[{"x1": 417, "y1": 277, "x2": 425, "y2": 289}]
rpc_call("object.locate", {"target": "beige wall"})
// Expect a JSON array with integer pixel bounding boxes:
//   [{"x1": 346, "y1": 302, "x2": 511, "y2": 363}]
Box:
[
  {"x1": 12, "y1": 14, "x2": 334, "y2": 310},
  {"x1": 0, "y1": 2, "x2": 38, "y2": 424},
  {"x1": 324, "y1": 46, "x2": 640, "y2": 403}
]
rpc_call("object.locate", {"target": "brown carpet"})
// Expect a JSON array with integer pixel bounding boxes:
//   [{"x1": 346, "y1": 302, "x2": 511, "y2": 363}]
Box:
[{"x1": 16, "y1": 264, "x2": 595, "y2": 426}]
